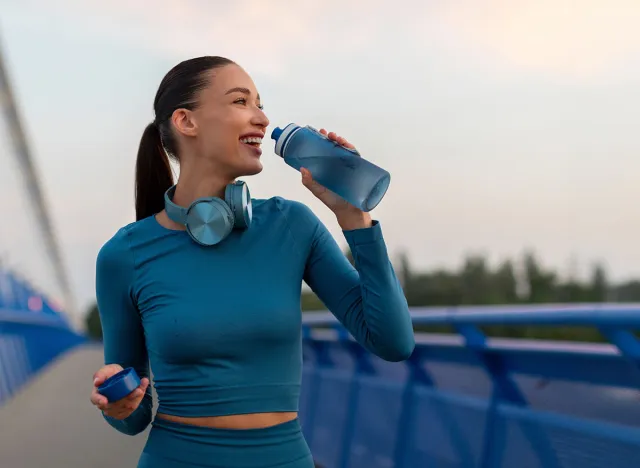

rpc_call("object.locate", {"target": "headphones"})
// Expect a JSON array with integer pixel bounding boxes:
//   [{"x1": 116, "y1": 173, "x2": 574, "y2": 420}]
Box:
[{"x1": 164, "y1": 180, "x2": 252, "y2": 246}]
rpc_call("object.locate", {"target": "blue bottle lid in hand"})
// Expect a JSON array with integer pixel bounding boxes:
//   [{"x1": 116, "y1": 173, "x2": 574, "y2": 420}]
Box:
[{"x1": 97, "y1": 367, "x2": 141, "y2": 402}]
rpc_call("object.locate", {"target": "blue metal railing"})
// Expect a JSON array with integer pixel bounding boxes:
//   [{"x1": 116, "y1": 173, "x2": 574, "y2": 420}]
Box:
[
  {"x1": 300, "y1": 304, "x2": 640, "y2": 468},
  {"x1": 0, "y1": 269, "x2": 86, "y2": 406},
  {"x1": 3, "y1": 265, "x2": 640, "y2": 468}
]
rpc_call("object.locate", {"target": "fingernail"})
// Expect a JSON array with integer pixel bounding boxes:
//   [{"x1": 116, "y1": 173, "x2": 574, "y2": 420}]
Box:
[{"x1": 93, "y1": 378, "x2": 98, "y2": 385}]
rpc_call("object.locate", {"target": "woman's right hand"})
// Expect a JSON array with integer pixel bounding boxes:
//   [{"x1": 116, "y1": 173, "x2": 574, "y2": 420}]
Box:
[{"x1": 90, "y1": 364, "x2": 150, "y2": 420}]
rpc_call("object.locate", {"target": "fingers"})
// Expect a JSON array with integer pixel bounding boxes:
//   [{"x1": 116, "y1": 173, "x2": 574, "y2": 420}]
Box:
[
  {"x1": 90, "y1": 387, "x2": 109, "y2": 410},
  {"x1": 90, "y1": 364, "x2": 134, "y2": 416},
  {"x1": 93, "y1": 363, "x2": 123, "y2": 386},
  {"x1": 300, "y1": 168, "x2": 314, "y2": 189},
  {"x1": 331, "y1": 133, "x2": 355, "y2": 149},
  {"x1": 93, "y1": 384, "x2": 146, "y2": 420},
  {"x1": 126, "y1": 378, "x2": 149, "y2": 402},
  {"x1": 338, "y1": 137, "x2": 355, "y2": 149},
  {"x1": 93, "y1": 373, "x2": 105, "y2": 387},
  {"x1": 319, "y1": 128, "x2": 356, "y2": 150},
  {"x1": 111, "y1": 381, "x2": 147, "y2": 418},
  {"x1": 300, "y1": 168, "x2": 324, "y2": 197}
]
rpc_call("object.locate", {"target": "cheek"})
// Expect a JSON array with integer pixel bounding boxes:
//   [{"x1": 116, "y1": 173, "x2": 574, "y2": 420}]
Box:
[
  {"x1": 219, "y1": 114, "x2": 245, "y2": 148},
  {"x1": 201, "y1": 117, "x2": 237, "y2": 151},
  {"x1": 199, "y1": 110, "x2": 246, "y2": 158}
]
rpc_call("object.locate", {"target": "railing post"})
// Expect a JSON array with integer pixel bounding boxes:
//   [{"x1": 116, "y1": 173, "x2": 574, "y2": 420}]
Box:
[
  {"x1": 598, "y1": 327, "x2": 640, "y2": 381},
  {"x1": 456, "y1": 324, "x2": 561, "y2": 468},
  {"x1": 599, "y1": 327, "x2": 640, "y2": 361},
  {"x1": 301, "y1": 336, "x2": 335, "y2": 447},
  {"x1": 392, "y1": 348, "x2": 426, "y2": 468},
  {"x1": 338, "y1": 339, "x2": 376, "y2": 468},
  {"x1": 391, "y1": 345, "x2": 480, "y2": 467}
]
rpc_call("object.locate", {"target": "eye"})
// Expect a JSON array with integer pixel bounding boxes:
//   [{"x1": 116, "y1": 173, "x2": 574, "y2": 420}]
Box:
[
  {"x1": 234, "y1": 98, "x2": 247, "y2": 105},
  {"x1": 257, "y1": 104, "x2": 264, "y2": 110}
]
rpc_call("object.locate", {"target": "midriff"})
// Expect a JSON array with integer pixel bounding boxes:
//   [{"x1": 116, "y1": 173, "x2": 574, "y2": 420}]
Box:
[{"x1": 156, "y1": 411, "x2": 298, "y2": 429}]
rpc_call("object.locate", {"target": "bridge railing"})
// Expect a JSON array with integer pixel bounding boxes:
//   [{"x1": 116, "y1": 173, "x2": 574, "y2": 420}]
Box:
[
  {"x1": 0, "y1": 268, "x2": 86, "y2": 406},
  {"x1": 300, "y1": 304, "x2": 640, "y2": 468}
]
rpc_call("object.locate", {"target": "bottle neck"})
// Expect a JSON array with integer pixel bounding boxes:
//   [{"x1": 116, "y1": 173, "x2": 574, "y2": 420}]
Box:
[{"x1": 274, "y1": 124, "x2": 301, "y2": 156}]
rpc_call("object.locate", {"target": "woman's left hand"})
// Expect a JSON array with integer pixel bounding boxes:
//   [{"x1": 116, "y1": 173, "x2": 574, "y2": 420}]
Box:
[{"x1": 300, "y1": 129, "x2": 372, "y2": 230}]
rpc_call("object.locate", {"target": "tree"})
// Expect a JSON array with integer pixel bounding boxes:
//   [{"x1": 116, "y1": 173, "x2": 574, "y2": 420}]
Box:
[
  {"x1": 493, "y1": 260, "x2": 518, "y2": 304},
  {"x1": 589, "y1": 262, "x2": 608, "y2": 302},
  {"x1": 459, "y1": 254, "x2": 491, "y2": 304},
  {"x1": 522, "y1": 250, "x2": 557, "y2": 303},
  {"x1": 396, "y1": 251, "x2": 413, "y2": 289},
  {"x1": 85, "y1": 302, "x2": 103, "y2": 340},
  {"x1": 612, "y1": 280, "x2": 640, "y2": 302}
]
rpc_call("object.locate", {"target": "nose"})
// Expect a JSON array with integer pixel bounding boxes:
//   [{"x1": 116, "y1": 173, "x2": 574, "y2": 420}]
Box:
[{"x1": 252, "y1": 107, "x2": 269, "y2": 129}]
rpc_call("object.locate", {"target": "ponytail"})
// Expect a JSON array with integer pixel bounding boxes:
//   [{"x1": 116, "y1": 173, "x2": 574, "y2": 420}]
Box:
[
  {"x1": 135, "y1": 122, "x2": 173, "y2": 221},
  {"x1": 135, "y1": 56, "x2": 235, "y2": 221}
]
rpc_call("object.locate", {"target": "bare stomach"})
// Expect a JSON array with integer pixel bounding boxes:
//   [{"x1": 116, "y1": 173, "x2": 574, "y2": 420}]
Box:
[{"x1": 156, "y1": 411, "x2": 298, "y2": 429}]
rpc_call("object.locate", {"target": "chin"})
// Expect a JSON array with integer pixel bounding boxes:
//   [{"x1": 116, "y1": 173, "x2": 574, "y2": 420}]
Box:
[{"x1": 237, "y1": 160, "x2": 263, "y2": 177}]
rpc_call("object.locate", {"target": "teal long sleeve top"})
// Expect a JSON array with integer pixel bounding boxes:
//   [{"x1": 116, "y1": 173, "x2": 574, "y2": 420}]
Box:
[{"x1": 95, "y1": 196, "x2": 415, "y2": 435}]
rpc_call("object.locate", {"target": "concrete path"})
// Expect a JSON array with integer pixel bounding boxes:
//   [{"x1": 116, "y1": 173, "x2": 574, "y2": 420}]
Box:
[{"x1": 0, "y1": 344, "x2": 152, "y2": 468}]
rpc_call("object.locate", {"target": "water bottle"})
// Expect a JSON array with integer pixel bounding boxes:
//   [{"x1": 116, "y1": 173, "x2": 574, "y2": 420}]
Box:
[{"x1": 271, "y1": 123, "x2": 391, "y2": 212}]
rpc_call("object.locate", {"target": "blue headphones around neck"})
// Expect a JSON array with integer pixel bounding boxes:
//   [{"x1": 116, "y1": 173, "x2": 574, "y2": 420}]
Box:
[{"x1": 164, "y1": 180, "x2": 252, "y2": 246}]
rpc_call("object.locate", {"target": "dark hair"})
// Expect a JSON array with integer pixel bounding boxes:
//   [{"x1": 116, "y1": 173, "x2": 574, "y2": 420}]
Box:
[{"x1": 135, "y1": 56, "x2": 235, "y2": 221}]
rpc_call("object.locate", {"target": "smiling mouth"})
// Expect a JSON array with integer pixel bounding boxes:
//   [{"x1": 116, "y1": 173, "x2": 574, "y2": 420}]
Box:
[{"x1": 239, "y1": 136, "x2": 262, "y2": 147}]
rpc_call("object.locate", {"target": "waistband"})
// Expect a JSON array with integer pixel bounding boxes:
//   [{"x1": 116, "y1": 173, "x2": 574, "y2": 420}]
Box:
[
  {"x1": 142, "y1": 417, "x2": 312, "y2": 467},
  {"x1": 150, "y1": 416, "x2": 303, "y2": 446}
]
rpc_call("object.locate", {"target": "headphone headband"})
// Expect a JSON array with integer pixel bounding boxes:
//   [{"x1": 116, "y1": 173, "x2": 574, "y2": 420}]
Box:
[{"x1": 164, "y1": 181, "x2": 252, "y2": 246}]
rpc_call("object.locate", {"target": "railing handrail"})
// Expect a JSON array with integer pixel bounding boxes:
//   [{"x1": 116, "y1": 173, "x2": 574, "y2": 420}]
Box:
[
  {"x1": 302, "y1": 303, "x2": 640, "y2": 327},
  {"x1": 0, "y1": 307, "x2": 72, "y2": 330}
]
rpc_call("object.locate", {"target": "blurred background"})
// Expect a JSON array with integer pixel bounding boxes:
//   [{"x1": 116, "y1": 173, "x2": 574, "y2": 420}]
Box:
[
  {"x1": 1, "y1": 0, "x2": 639, "y2": 331},
  {"x1": 0, "y1": 1, "x2": 639, "y2": 467}
]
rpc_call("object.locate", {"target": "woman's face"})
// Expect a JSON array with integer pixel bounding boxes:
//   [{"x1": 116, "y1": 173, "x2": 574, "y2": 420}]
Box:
[{"x1": 174, "y1": 63, "x2": 270, "y2": 179}]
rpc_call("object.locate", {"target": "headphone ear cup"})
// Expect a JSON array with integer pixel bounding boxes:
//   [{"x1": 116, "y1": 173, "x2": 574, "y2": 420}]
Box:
[
  {"x1": 225, "y1": 181, "x2": 252, "y2": 229},
  {"x1": 185, "y1": 198, "x2": 234, "y2": 246}
]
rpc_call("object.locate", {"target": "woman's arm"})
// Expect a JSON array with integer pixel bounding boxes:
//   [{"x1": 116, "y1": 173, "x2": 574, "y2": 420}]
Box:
[
  {"x1": 95, "y1": 228, "x2": 153, "y2": 435},
  {"x1": 279, "y1": 199, "x2": 415, "y2": 361}
]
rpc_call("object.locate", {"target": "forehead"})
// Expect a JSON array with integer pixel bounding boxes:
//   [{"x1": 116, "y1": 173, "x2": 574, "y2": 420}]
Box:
[{"x1": 204, "y1": 64, "x2": 259, "y2": 98}]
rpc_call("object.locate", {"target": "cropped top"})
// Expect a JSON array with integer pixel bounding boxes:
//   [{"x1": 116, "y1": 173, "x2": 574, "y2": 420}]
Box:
[{"x1": 95, "y1": 196, "x2": 415, "y2": 436}]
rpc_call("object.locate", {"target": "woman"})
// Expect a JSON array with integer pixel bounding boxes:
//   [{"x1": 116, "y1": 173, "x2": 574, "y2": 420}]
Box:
[{"x1": 90, "y1": 56, "x2": 415, "y2": 467}]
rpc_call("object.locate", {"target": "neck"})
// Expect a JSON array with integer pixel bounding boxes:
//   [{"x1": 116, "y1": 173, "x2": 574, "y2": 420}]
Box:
[{"x1": 172, "y1": 162, "x2": 234, "y2": 208}]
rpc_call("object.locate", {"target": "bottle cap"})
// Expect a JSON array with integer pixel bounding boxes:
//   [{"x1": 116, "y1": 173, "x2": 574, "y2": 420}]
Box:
[
  {"x1": 271, "y1": 127, "x2": 284, "y2": 141},
  {"x1": 97, "y1": 367, "x2": 141, "y2": 402},
  {"x1": 271, "y1": 123, "x2": 300, "y2": 156}
]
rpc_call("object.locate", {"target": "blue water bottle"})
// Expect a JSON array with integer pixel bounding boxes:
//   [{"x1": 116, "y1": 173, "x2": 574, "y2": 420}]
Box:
[{"x1": 271, "y1": 124, "x2": 391, "y2": 212}]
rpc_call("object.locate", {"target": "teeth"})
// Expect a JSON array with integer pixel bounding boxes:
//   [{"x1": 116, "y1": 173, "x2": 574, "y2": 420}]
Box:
[{"x1": 240, "y1": 137, "x2": 262, "y2": 145}]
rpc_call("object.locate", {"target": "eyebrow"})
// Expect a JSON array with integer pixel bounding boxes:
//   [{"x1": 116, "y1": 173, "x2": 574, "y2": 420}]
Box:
[{"x1": 225, "y1": 87, "x2": 260, "y2": 100}]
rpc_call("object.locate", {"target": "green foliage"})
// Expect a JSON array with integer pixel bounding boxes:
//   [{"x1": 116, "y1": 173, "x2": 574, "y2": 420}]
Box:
[
  {"x1": 301, "y1": 248, "x2": 640, "y2": 343},
  {"x1": 85, "y1": 302, "x2": 103, "y2": 341},
  {"x1": 301, "y1": 290, "x2": 326, "y2": 311}
]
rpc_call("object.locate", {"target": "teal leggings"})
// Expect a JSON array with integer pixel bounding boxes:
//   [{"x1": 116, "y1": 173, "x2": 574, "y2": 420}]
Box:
[{"x1": 137, "y1": 417, "x2": 315, "y2": 468}]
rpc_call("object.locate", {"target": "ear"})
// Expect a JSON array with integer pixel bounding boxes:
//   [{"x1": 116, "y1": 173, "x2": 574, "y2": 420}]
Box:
[{"x1": 171, "y1": 108, "x2": 198, "y2": 138}]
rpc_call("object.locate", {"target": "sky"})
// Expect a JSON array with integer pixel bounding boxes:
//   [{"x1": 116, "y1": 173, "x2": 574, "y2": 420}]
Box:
[{"x1": 0, "y1": 0, "x2": 638, "y2": 324}]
